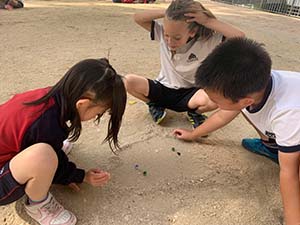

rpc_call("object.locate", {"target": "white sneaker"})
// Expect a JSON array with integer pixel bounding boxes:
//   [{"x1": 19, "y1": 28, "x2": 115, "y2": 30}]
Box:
[
  {"x1": 25, "y1": 193, "x2": 77, "y2": 225},
  {"x1": 62, "y1": 140, "x2": 73, "y2": 155}
]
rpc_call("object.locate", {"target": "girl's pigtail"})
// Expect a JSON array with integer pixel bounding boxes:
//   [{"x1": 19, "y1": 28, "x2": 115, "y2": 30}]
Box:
[{"x1": 104, "y1": 74, "x2": 127, "y2": 151}]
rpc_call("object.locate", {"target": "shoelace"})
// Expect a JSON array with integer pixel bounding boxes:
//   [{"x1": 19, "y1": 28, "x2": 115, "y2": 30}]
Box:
[{"x1": 42, "y1": 197, "x2": 63, "y2": 215}]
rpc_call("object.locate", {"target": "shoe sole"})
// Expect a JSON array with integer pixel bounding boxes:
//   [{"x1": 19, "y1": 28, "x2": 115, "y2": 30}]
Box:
[{"x1": 155, "y1": 111, "x2": 167, "y2": 124}]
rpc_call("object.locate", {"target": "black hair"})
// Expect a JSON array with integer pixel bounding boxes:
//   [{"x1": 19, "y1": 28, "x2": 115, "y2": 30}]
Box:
[
  {"x1": 166, "y1": 0, "x2": 216, "y2": 41},
  {"x1": 196, "y1": 37, "x2": 272, "y2": 102},
  {"x1": 25, "y1": 58, "x2": 127, "y2": 151}
]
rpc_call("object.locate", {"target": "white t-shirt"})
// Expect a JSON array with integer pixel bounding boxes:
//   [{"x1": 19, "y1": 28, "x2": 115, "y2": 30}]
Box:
[
  {"x1": 242, "y1": 70, "x2": 300, "y2": 152},
  {"x1": 151, "y1": 21, "x2": 223, "y2": 89}
]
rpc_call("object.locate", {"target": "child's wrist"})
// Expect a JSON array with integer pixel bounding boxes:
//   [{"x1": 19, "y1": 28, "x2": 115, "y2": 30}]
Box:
[
  {"x1": 192, "y1": 129, "x2": 206, "y2": 140},
  {"x1": 83, "y1": 174, "x2": 88, "y2": 183},
  {"x1": 191, "y1": 131, "x2": 199, "y2": 140}
]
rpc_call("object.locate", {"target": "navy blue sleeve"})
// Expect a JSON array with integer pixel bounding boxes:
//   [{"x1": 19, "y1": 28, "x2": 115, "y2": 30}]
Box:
[{"x1": 21, "y1": 106, "x2": 85, "y2": 185}]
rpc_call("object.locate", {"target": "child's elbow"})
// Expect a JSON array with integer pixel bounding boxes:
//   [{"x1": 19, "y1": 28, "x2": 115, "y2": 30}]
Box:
[
  {"x1": 236, "y1": 31, "x2": 246, "y2": 38},
  {"x1": 133, "y1": 13, "x2": 141, "y2": 24}
]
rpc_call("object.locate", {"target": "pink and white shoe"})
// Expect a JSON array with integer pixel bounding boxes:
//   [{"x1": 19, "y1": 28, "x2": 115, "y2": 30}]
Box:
[
  {"x1": 62, "y1": 140, "x2": 73, "y2": 155},
  {"x1": 25, "y1": 193, "x2": 77, "y2": 225},
  {"x1": 4, "y1": 4, "x2": 13, "y2": 10}
]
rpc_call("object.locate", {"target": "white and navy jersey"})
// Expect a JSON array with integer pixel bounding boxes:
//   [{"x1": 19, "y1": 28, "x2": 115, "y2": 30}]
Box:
[
  {"x1": 151, "y1": 21, "x2": 223, "y2": 89},
  {"x1": 242, "y1": 70, "x2": 300, "y2": 153}
]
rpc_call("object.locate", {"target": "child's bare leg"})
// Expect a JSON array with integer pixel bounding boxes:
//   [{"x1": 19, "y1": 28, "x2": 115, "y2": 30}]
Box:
[
  {"x1": 9, "y1": 143, "x2": 58, "y2": 201},
  {"x1": 9, "y1": 144, "x2": 76, "y2": 224},
  {"x1": 124, "y1": 74, "x2": 150, "y2": 102},
  {"x1": 188, "y1": 89, "x2": 218, "y2": 113}
]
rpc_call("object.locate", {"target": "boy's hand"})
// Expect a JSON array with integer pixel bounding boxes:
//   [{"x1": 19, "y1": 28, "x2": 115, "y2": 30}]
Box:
[
  {"x1": 83, "y1": 168, "x2": 110, "y2": 187},
  {"x1": 173, "y1": 128, "x2": 195, "y2": 141}
]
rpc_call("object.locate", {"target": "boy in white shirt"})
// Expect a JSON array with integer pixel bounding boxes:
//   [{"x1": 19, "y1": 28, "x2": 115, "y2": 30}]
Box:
[{"x1": 173, "y1": 37, "x2": 300, "y2": 225}]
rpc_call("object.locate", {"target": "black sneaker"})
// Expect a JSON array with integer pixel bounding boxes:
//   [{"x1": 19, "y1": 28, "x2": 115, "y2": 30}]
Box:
[
  {"x1": 187, "y1": 111, "x2": 207, "y2": 129},
  {"x1": 147, "y1": 103, "x2": 166, "y2": 124}
]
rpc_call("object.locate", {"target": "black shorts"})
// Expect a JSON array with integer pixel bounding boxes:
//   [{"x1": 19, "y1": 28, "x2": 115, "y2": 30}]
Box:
[
  {"x1": 147, "y1": 79, "x2": 199, "y2": 112},
  {"x1": 0, "y1": 161, "x2": 25, "y2": 205}
]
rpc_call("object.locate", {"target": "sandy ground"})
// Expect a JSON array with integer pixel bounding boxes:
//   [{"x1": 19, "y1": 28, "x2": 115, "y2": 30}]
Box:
[{"x1": 0, "y1": 0, "x2": 300, "y2": 224}]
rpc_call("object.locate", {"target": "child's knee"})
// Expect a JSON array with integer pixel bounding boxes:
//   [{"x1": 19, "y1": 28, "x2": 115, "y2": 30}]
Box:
[
  {"x1": 30, "y1": 143, "x2": 58, "y2": 169},
  {"x1": 18, "y1": 143, "x2": 58, "y2": 172},
  {"x1": 124, "y1": 74, "x2": 139, "y2": 91},
  {"x1": 9, "y1": 144, "x2": 58, "y2": 183},
  {"x1": 189, "y1": 90, "x2": 217, "y2": 112},
  {"x1": 189, "y1": 90, "x2": 208, "y2": 106}
]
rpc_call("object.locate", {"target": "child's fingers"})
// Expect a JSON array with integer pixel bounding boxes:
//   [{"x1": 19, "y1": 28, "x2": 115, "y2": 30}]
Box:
[
  {"x1": 94, "y1": 176, "x2": 109, "y2": 182},
  {"x1": 184, "y1": 12, "x2": 207, "y2": 23},
  {"x1": 91, "y1": 173, "x2": 110, "y2": 187},
  {"x1": 91, "y1": 170, "x2": 109, "y2": 177},
  {"x1": 184, "y1": 13, "x2": 196, "y2": 22},
  {"x1": 186, "y1": 19, "x2": 196, "y2": 23},
  {"x1": 87, "y1": 169, "x2": 110, "y2": 186},
  {"x1": 90, "y1": 168, "x2": 102, "y2": 173},
  {"x1": 184, "y1": 12, "x2": 203, "y2": 17},
  {"x1": 93, "y1": 171, "x2": 110, "y2": 178},
  {"x1": 68, "y1": 183, "x2": 81, "y2": 192},
  {"x1": 91, "y1": 172, "x2": 110, "y2": 181},
  {"x1": 184, "y1": 13, "x2": 196, "y2": 17},
  {"x1": 172, "y1": 129, "x2": 179, "y2": 134},
  {"x1": 172, "y1": 129, "x2": 182, "y2": 137}
]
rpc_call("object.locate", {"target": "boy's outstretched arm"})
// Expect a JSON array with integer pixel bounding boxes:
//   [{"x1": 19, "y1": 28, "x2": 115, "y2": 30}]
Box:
[
  {"x1": 185, "y1": 11, "x2": 245, "y2": 39},
  {"x1": 134, "y1": 9, "x2": 165, "y2": 32},
  {"x1": 173, "y1": 109, "x2": 240, "y2": 141},
  {"x1": 279, "y1": 151, "x2": 300, "y2": 225}
]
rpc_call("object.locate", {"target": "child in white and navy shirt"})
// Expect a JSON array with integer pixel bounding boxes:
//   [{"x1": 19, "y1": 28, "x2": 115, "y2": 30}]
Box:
[{"x1": 125, "y1": 0, "x2": 244, "y2": 128}]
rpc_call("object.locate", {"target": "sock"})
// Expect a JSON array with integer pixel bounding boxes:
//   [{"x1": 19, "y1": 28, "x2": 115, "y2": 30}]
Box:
[{"x1": 28, "y1": 193, "x2": 49, "y2": 205}]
